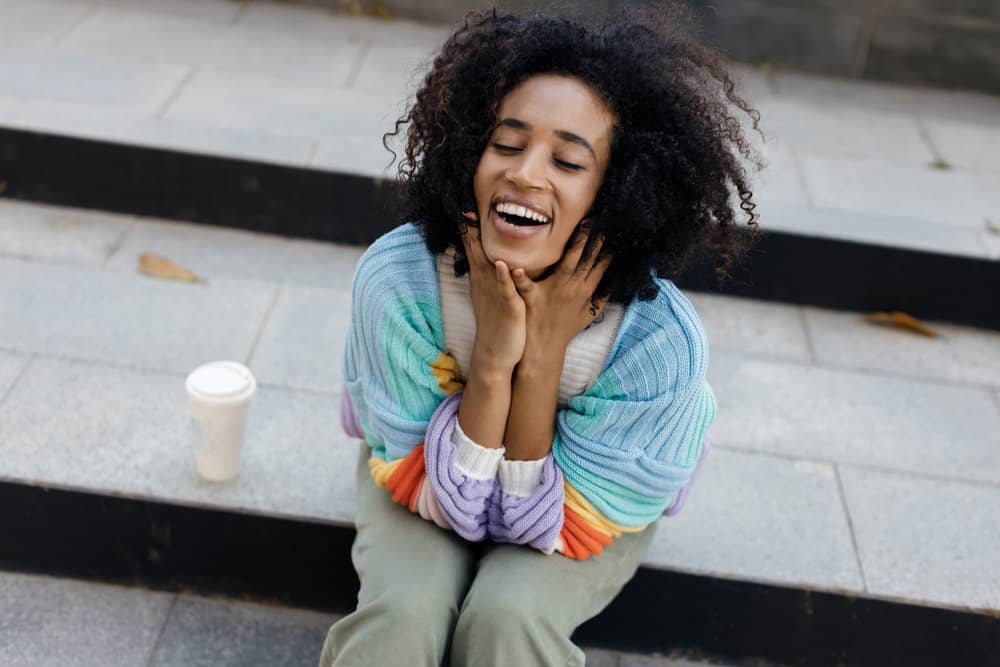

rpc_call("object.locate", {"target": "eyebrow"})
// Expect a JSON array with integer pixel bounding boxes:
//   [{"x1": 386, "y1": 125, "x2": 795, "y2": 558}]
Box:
[{"x1": 496, "y1": 117, "x2": 596, "y2": 158}]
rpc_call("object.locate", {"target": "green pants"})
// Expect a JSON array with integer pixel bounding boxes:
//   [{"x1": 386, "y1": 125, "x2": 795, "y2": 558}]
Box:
[{"x1": 319, "y1": 444, "x2": 657, "y2": 667}]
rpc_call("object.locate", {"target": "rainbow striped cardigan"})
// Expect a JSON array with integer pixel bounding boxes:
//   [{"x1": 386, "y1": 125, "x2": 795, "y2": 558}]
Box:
[{"x1": 341, "y1": 223, "x2": 716, "y2": 559}]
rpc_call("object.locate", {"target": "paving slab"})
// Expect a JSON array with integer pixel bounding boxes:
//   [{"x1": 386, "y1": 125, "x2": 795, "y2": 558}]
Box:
[
  {"x1": 0, "y1": 46, "x2": 187, "y2": 113},
  {"x1": 105, "y1": 217, "x2": 363, "y2": 290},
  {"x1": 0, "y1": 199, "x2": 133, "y2": 265},
  {"x1": 0, "y1": 356, "x2": 359, "y2": 524},
  {"x1": 0, "y1": 256, "x2": 273, "y2": 374},
  {"x1": 0, "y1": 350, "x2": 30, "y2": 403},
  {"x1": 799, "y1": 153, "x2": 1000, "y2": 229},
  {"x1": 803, "y1": 305, "x2": 1000, "y2": 389},
  {"x1": 685, "y1": 292, "x2": 812, "y2": 363},
  {"x1": 760, "y1": 203, "x2": 987, "y2": 258},
  {"x1": 646, "y1": 448, "x2": 864, "y2": 593},
  {"x1": 0, "y1": 570, "x2": 173, "y2": 667},
  {"x1": 839, "y1": 465, "x2": 1000, "y2": 611},
  {"x1": 250, "y1": 285, "x2": 353, "y2": 393},
  {"x1": 162, "y1": 68, "x2": 398, "y2": 142},
  {"x1": 235, "y1": 1, "x2": 451, "y2": 47},
  {"x1": 149, "y1": 594, "x2": 338, "y2": 667},
  {"x1": 56, "y1": 6, "x2": 362, "y2": 88},
  {"x1": 706, "y1": 351, "x2": 1000, "y2": 485},
  {"x1": 771, "y1": 70, "x2": 1000, "y2": 126},
  {"x1": 351, "y1": 41, "x2": 435, "y2": 94},
  {"x1": 0, "y1": 0, "x2": 94, "y2": 50},
  {"x1": 757, "y1": 98, "x2": 935, "y2": 164},
  {"x1": 748, "y1": 144, "x2": 810, "y2": 209},
  {"x1": 922, "y1": 117, "x2": 1000, "y2": 172},
  {"x1": 85, "y1": 0, "x2": 244, "y2": 23}
]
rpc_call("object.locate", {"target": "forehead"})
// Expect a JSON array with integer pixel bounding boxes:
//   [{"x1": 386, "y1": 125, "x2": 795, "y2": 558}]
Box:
[{"x1": 497, "y1": 75, "x2": 615, "y2": 146}]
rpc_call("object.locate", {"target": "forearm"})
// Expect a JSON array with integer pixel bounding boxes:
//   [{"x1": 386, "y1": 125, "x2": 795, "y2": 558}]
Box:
[
  {"x1": 503, "y1": 344, "x2": 565, "y2": 460},
  {"x1": 457, "y1": 346, "x2": 514, "y2": 448}
]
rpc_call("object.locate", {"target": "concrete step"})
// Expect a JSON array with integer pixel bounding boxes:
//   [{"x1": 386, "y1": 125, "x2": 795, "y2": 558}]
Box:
[
  {"x1": 0, "y1": 569, "x2": 740, "y2": 666},
  {"x1": 1, "y1": 199, "x2": 999, "y2": 665},
  {"x1": 1, "y1": 0, "x2": 999, "y2": 327}
]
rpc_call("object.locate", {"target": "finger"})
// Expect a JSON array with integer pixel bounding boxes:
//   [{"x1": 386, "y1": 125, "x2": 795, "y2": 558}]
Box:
[
  {"x1": 495, "y1": 261, "x2": 521, "y2": 301},
  {"x1": 558, "y1": 223, "x2": 592, "y2": 277},
  {"x1": 586, "y1": 252, "x2": 613, "y2": 285},
  {"x1": 581, "y1": 233, "x2": 605, "y2": 272},
  {"x1": 511, "y1": 267, "x2": 535, "y2": 295},
  {"x1": 460, "y1": 219, "x2": 486, "y2": 267}
]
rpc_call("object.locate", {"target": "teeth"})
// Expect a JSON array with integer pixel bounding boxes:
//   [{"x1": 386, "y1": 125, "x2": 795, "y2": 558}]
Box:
[{"x1": 495, "y1": 201, "x2": 550, "y2": 224}]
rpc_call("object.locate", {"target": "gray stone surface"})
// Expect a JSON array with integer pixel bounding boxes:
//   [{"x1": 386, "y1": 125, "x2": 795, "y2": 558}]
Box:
[
  {"x1": 0, "y1": 46, "x2": 187, "y2": 113},
  {"x1": 799, "y1": 153, "x2": 1000, "y2": 229},
  {"x1": 694, "y1": 0, "x2": 866, "y2": 76},
  {"x1": 706, "y1": 351, "x2": 1000, "y2": 484},
  {"x1": 149, "y1": 594, "x2": 338, "y2": 667},
  {"x1": 57, "y1": 6, "x2": 363, "y2": 88},
  {"x1": 803, "y1": 306, "x2": 1000, "y2": 388},
  {"x1": 646, "y1": 448, "x2": 864, "y2": 592},
  {"x1": 0, "y1": 570, "x2": 173, "y2": 667},
  {"x1": 163, "y1": 68, "x2": 397, "y2": 142},
  {"x1": 865, "y1": 12, "x2": 1000, "y2": 93},
  {"x1": 685, "y1": 292, "x2": 812, "y2": 363},
  {"x1": 250, "y1": 286, "x2": 353, "y2": 393},
  {"x1": 620, "y1": 654, "x2": 736, "y2": 667},
  {"x1": 0, "y1": 357, "x2": 359, "y2": 523},
  {"x1": 584, "y1": 647, "x2": 623, "y2": 667},
  {"x1": 0, "y1": 350, "x2": 30, "y2": 404},
  {"x1": 106, "y1": 218, "x2": 362, "y2": 289},
  {"x1": 0, "y1": 200, "x2": 134, "y2": 265},
  {"x1": 236, "y1": 0, "x2": 451, "y2": 47},
  {"x1": 771, "y1": 69, "x2": 1000, "y2": 126},
  {"x1": 94, "y1": 0, "x2": 244, "y2": 23},
  {"x1": 839, "y1": 465, "x2": 1000, "y2": 611},
  {"x1": 0, "y1": 256, "x2": 273, "y2": 373},
  {"x1": 757, "y1": 98, "x2": 935, "y2": 163},
  {"x1": 0, "y1": 105, "x2": 314, "y2": 167},
  {"x1": 760, "y1": 204, "x2": 987, "y2": 258},
  {"x1": 749, "y1": 144, "x2": 810, "y2": 209},
  {"x1": 0, "y1": 0, "x2": 94, "y2": 49},
  {"x1": 352, "y1": 41, "x2": 436, "y2": 94},
  {"x1": 922, "y1": 118, "x2": 1000, "y2": 172}
]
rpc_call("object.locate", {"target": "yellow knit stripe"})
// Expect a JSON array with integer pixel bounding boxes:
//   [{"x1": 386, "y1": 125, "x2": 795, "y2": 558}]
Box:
[
  {"x1": 563, "y1": 481, "x2": 647, "y2": 537},
  {"x1": 368, "y1": 456, "x2": 404, "y2": 488},
  {"x1": 430, "y1": 352, "x2": 464, "y2": 395}
]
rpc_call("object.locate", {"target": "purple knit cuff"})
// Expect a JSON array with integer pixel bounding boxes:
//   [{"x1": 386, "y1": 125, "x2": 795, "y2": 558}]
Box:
[
  {"x1": 663, "y1": 433, "x2": 711, "y2": 517},
  {"x1": 339, "y1": 390, "x2": 364, "y2": 439},
  {"x1": 487, "y1": 454, "x2": 564, "y2": 552},
  {"x1": 424, "y1": 391, "x2": 498, "y2": 541}
]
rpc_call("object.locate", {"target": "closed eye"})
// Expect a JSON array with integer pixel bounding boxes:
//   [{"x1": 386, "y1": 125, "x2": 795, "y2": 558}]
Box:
[{"x1": 493, "y1": 143, "x2": 585, "y2": 172}]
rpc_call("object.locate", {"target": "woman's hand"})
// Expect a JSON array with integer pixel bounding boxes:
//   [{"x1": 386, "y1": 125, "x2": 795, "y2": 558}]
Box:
[
  {"x1": 510, "y1": 222, "x2": 612, "y2": 362},
  {"x1": 460, "y1": 213, "x2": 526, "y2": 374}
]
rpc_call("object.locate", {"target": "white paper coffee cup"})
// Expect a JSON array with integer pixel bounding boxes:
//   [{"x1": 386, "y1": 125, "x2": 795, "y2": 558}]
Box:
[{"x1": 185, "y1": 361, "x2": 256, "y2": 482}]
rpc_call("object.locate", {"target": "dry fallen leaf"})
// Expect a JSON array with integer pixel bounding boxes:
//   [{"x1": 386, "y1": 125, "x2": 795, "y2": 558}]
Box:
[
  {"x1": 0, "y1": 180, "x2": 7, "y2": 194},
  {"x1": 863, "y1": 311, "x2": 938, "y2": 337},
  {"x1": 138, "y1": 253, "x2": 201, "y2": 283}
]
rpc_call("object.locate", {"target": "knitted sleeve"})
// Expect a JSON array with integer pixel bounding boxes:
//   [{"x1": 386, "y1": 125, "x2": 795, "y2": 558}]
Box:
[
  {"x1": 482, "y1": 280, "x2": 715, "y2": 560},
  {"x1": 551, "y1": 279, "x2": 716, "y2": 559},
  {"x1": 341, "y1": 224, "x2": 499, "y2": 541}
]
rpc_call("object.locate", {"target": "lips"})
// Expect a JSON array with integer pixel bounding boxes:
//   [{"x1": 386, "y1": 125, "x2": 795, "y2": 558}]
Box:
[{"x1": 489, "y1": 205, "x2": 550, "y2": 240}]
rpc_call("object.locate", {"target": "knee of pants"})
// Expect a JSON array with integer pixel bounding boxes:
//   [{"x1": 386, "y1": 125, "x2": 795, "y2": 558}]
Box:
[
  {"x1": 454, "y1": 591, "x2": 562, "y2": 646},
  {"x1": 377, "y1": 593, "x2": 459, "y2": 641}
]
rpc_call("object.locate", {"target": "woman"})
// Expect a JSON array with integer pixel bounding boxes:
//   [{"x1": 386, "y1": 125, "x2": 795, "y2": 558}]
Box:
[{"x1": 321, "y1": 5, "x2": 760, "y2": 666}]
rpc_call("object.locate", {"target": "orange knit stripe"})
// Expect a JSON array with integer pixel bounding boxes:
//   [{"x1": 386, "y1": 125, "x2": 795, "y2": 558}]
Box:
[
  {"x1": 385, "y1": 444, "x2": 425, "y2": 509},
  {"x1": 560, "y1": 526, "x2": 587, "y2": 560},
  {"x1": 562, "y1": 506, "x2": 612, "y2": 558}
]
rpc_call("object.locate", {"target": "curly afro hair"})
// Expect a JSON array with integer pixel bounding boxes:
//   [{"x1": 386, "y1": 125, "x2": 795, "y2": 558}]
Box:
[{"x1": 385, "y1": 3, "x2": 762, "y2": 305}]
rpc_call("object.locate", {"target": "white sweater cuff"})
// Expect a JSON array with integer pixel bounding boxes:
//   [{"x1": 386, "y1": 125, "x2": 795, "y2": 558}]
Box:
[
  {"x1": 498, "y1": 457, "x2": 547, "y2": 497},
  {"x1": 451, "y1": 417, "x2": 504, "y2": 480}
]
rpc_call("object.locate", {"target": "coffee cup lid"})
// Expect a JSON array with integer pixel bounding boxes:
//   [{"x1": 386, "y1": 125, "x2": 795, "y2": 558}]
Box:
[{"x1": 186, "y1": 361, "x2": 256, "y2": 402}]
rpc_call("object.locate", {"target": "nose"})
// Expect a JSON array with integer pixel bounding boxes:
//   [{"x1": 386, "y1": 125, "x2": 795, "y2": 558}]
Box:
[{"x1": 505, "y1": 146, "x2": 547, "y2": 190}]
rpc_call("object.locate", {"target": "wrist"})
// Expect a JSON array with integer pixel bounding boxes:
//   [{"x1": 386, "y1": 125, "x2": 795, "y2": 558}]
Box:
[
  {"x1": 518, "y1": 339, "x2": 568, "y2": 376},
  {"x1": 470, "y1": 344, "x2": 517, "y2": 381}
]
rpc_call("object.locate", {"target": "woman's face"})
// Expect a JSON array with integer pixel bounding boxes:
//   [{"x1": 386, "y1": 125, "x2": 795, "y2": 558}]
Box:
[{"x1": 472, "y1": 74, "x2": 615, "y2": 279}]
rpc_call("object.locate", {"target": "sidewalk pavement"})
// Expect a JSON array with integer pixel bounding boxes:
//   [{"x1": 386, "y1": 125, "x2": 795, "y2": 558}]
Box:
[
  {"x1": 1, "y1": 0, "x2": 999, "y2": 259},
  {"x1": 1, "y1": 0, "x2": 999, "y2": 663},
  {"x1": 0, "y1": 569, "x2": 732, "y2": 667}
]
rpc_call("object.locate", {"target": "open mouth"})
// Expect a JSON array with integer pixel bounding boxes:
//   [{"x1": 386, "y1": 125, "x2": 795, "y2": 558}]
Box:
[{"x1": 494, "y1": 201, "x2": 551, "y2": 227}]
